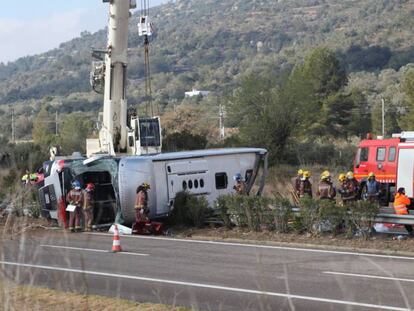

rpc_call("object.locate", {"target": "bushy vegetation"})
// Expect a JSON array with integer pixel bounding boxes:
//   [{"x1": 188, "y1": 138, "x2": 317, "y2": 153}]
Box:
[
  {"x1": 216, "y1": 195, "x2": 380, "y2": 239},
  {"x1": 169, "y1": 191, "x2": 209, "y2": 227}
]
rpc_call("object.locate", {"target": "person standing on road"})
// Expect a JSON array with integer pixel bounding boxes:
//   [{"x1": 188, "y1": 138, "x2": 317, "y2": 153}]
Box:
[
  {"x1": 83, "y1": 183, "x2": 95, "y2": 232},
  {"x1": 132, "y1": 182, "x2": 151, "y2": 234},
  {"x1": 317, "y1": 171, "x2": 336, "y2": 200},
  {"x1": 393, "y1": 187, "x2": 413, "y2": 236},
  {"x1": 299, "y1": 171, "x2": 313, "y2": 198},
  {"x1": 366, "y1": 172, "x2": 380, "y2": 203},
  {"x1": 66, "y1": 180, "x2": 83, "y2": 232},
  {"x1": 233, "y1": 173, "x2": 247, "y2": 195}
]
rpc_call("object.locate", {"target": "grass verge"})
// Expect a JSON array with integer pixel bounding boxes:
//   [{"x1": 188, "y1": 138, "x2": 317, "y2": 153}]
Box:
[{"x1": 0, "y1": 280, "x2": 189, "y2": 311}]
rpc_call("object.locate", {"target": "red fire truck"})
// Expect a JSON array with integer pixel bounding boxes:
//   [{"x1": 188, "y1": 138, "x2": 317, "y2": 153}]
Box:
[{"x1": 354, "y1": 132, "x2": 414, "y2": 204}]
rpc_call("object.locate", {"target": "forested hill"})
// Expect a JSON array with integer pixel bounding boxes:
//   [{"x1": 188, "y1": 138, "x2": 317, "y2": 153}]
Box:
[{"x1": 1, "y1": 0, "x2": 414, "y2": 120}]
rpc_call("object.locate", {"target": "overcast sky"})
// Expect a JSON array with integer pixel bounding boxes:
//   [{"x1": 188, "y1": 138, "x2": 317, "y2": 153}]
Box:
[{"x1": 0, "y1": 0, "x2": 169, "y2": 64}]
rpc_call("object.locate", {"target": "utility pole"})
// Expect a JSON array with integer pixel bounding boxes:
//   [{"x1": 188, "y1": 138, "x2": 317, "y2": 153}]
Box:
[
  {"x1": 9, "y1": 106, "x2": 15, "y2": 143},
  {"x1": 55, "y1": 111, "x2": 59, "y2": 136},
  {"x1": 219, "y1": 104, "x2": 225, "y2": 140},
  {"x1": 381, "y1": 98, "x2": 385, "y2": 138}
]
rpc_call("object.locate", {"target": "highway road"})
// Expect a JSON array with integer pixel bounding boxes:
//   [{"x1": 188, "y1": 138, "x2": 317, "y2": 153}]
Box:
[{"x1": 1, "y1": 230, "x2": 414, "y2": 311}]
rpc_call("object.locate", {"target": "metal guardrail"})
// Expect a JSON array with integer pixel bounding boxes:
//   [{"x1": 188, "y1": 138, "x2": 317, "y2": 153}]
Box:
[
  {"x1": 205, "y1": 207, "x2": 414, "y2": 226},
  {"x1": 374, "y1": 214, "x2": 414, "y2": 225},
  {"x1": 292, "y1": 207, "x2": 414, "y2": 225}
]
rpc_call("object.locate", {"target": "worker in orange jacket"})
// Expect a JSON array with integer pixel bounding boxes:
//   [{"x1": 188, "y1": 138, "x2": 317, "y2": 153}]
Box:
[{"x1": 393, "y1": 187, "x2": 413, "y2": 236}]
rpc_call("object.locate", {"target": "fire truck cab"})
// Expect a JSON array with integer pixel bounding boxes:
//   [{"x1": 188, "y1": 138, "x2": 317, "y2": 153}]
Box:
[{"x1": 354, "y1": 132, "x2": 414, "y2": 204}]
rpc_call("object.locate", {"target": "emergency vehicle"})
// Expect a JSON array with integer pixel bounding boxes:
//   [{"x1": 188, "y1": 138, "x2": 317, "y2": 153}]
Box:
[{"x1": 354, "y1": 132, "x2": 414, "y2": 204}]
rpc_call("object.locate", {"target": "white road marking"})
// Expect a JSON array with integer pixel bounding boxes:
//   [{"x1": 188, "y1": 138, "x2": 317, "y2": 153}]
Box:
[
  {"x1": 86, "y1": 232, "x2": 414, "y2": 261},
  {"x1": 324, "y1": 271, "x2": 414, "y2": 283},
  {"x1": 40, "y1": 245, "x2": 149, "y2": 257},
  {"x1": 0, "y1": 260, "x2": 409, "y2": 311}
]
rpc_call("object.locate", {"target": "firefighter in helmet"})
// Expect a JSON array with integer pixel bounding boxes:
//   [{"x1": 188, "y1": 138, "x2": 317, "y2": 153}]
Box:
[
  {"x1": 66, "y1": 180, "x2": 83, "y2": 232},
  {"x1": 132, "y1": 182, "x2": 151, "y2": 234},
  {"x1": 233, "y1": 173, "x2": 247, "y2": 195},
  {"x1": 292, "y1": 169, "x2": 303, "y2": 197},
  {"x1": 338, "y1": 173, "x2": 348, "y2": 203},
  {"x1": 83, "y1": 183, "x2": 95, "y2": 232},
  {"x1": 345, "y1": 171, "x2": 360, "y2": 201},
  {"x1": 366, "y1": 172, "x2": 380, "y2": 202},
  {"x1": 299, "y1": 170, "x2": 312, "y2": 198},
  {"x1": 317, "y1": 171, "x2": 336, "y2": 200}
]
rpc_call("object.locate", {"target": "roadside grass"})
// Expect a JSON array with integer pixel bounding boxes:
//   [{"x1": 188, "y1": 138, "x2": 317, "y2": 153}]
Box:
[
  {"x1": 0, "y1": 280, "x2": 189, "y2": 311},
  {"x1": 264, "y1": 165, "x2": 350, "y2": 199}
]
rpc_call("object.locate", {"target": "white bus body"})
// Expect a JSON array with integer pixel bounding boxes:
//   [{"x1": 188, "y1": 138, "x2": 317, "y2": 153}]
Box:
[{"x1": 39, "y1": 148, "x2": 268, "y2": 225}]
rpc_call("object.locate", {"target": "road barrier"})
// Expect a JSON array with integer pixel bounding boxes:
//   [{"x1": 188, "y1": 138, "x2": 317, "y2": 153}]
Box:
[{"x1": 291, "y1": 207, "x2": 414, "y2": 225}]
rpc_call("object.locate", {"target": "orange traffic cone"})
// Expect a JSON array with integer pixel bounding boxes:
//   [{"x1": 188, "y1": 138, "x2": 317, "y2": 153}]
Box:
[{"x1": 112, "y1": 225, "x2": 122, "y2": 252}]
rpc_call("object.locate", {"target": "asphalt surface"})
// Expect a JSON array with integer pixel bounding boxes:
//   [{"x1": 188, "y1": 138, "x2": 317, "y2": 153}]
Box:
[{"x1": 1, "y1": 230, "x2": 414, "y2": 311}]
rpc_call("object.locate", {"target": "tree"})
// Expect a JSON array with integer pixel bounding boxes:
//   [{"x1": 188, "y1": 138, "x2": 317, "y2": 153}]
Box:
[
  {"x1": 163, "y1": 131, "x2": 207, "y2": 152},
  {"x1": 322, "y1": 90, "x2": 371, "y2": 139},
  {"x1": 301, "y1": 47, "x2": 347, "y2": 98},
  {"x1": 399, "y1": 69, "x2": 414, "y2": 130},
  {"x1": 32, "y1": 106, "x2": 56, "y2": 150},
  {"x1": 161, "y1": 104, "x2": 216, "y2": 141},
  {"x1": 59, "y1": 113, "x2": 93, "y2": 154},
  {"x1": 284, "y1": 47, "x2": 348, "y2": 138},
  {"x1": 227, "y1": 75, "x2": 295, "y2": 163}
]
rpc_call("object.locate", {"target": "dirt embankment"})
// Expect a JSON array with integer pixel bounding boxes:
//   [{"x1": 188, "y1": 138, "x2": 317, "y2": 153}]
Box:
[{"x1": 176, "y1": 227, "x2": 414, "y2": 255}]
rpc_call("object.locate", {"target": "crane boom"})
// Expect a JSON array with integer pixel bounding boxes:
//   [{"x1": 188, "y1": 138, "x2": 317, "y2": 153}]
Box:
[{"x1": 87, "y1": 0, "x2": 162, "y2": 157}]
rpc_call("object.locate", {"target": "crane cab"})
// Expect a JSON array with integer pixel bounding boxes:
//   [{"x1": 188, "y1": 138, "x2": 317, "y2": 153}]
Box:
[{"x1": 128, "y1": 116, "x2": 162, "y2": 155}]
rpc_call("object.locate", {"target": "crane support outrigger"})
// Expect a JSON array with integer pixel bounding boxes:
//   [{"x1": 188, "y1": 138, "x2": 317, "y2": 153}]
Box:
[{"x1": 88, "y1": 0, "x2": 162, "y2": 157}]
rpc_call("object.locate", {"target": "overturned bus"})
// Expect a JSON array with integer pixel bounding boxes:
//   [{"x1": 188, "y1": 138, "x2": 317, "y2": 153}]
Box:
[{"x1": 38, "y1": 148, "x2": 268, "y2": 226}]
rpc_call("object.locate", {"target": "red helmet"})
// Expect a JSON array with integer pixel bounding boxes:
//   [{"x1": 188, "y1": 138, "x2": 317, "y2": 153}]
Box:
[{"x1": 86, "y1": 183, "x2": 95, "y2": 191}]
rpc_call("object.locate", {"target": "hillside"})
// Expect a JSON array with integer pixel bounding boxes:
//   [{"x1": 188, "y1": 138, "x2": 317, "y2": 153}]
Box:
[{"x1": 1, "y1": 0, "x2": 414, "y2": 139}]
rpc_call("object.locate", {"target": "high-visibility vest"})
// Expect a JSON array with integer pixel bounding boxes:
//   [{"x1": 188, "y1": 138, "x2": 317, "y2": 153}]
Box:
[
  {"x1": 394, "y1": 205, "x2": 408, "y2": 215},
  {"x1": 393, "y1": 194, "x2": 410, "y2": 215}
]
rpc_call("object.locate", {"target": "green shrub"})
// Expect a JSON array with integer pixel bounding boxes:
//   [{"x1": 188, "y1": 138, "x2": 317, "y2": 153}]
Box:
[
  {"x1": 223, "y1": 195, "x2": 271, "y2": 231},
  {"x1": 169, "y1": 191, "x2": 209, "y2": 227},
  {"x1": 269, "y1": 197, "x2": 293, "y2": 233},
  {"x1": 345, "y1": 201, "x2": 379, "y2": 239},
  {"x1": 215, "y1": 195, "x2": 232, "y2": 228},
  {"x1": 319, "y1": 200, "x2": 347, "y2": 236},
  {"x1": 295, "y1": 197, "x2": 321, "y2": 235}
]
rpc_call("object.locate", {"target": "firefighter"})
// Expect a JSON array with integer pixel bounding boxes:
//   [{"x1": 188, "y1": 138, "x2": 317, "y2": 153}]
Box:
[
  {"x1": 83, "y1": 183, "x2": 95, "y2": 232},
  {"x1": 338, "y1": 173, "x2": 348, "y2": 202},
  {"x1": 345, "y1": 171, "x2": 360, "y2": 201},
  {"x1": 366, "y1": 172, "x2": 380, "y2": 203},
  {"x1": 21, "y1": 170, "x2": 30, "y2": 185},
  {"x1": 292, "y1": 169, "x2": 303, "y2": 197},
  {"x1": 233, "y1": 173, "x2": 247, "y2": 195},
  {"x1": 393, "y1": 187, "x2": 413, "y2": 236},
  {"x1": 299, "y1": 170, "x2": 312, "y2": 198},
  {"x1": 132, "y1": 182, "x2": 151, "y2": 234},
  {"x1": 66, "y1": 180, "x2": 83, "y2": 232},
  {"x1": 317, "y1": 171, "x2": 336, "y2": 200}
]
